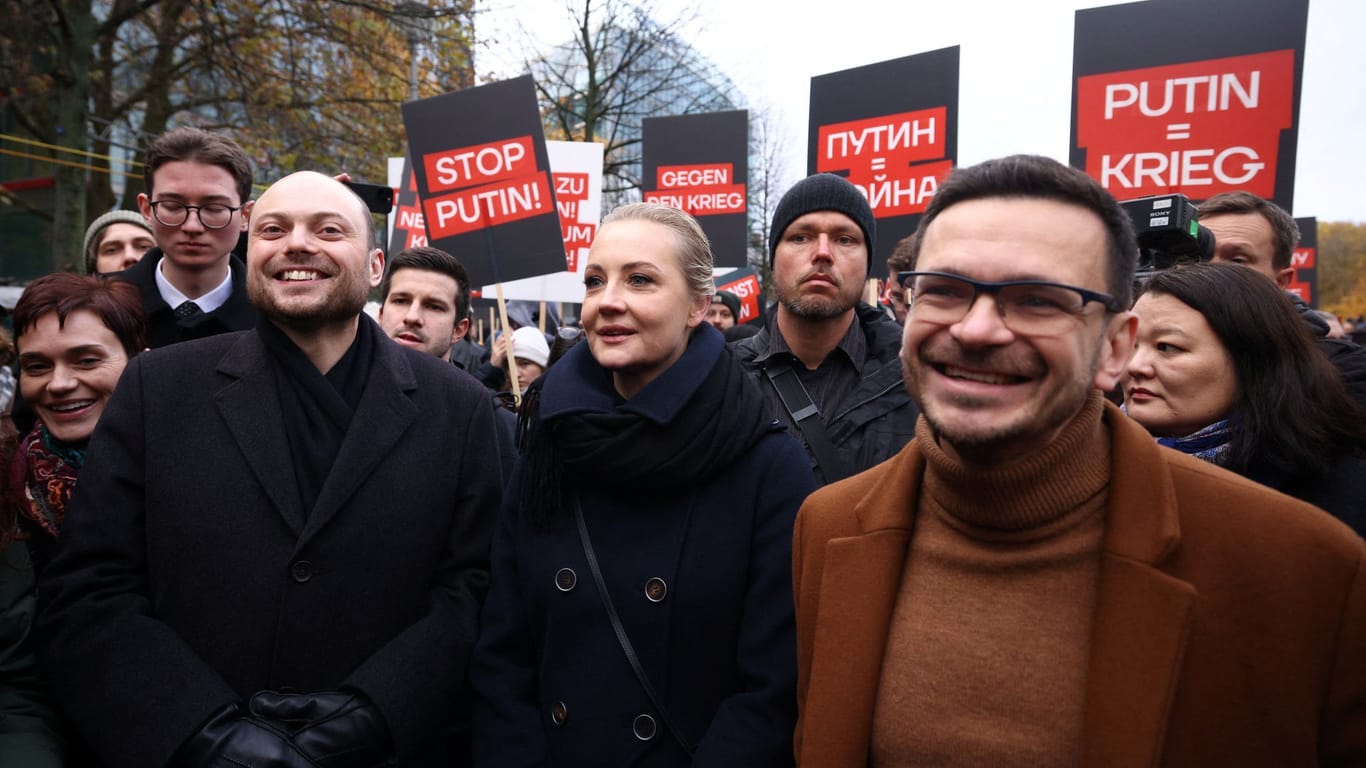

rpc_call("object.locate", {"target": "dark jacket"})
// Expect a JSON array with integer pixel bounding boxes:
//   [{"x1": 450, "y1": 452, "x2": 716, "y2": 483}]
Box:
[
  {"x1": 451, "y1": 350, "x2": 519, "y2": 484},
  {"x1": 471, "y1": 327, "x2": 817, "y2": 767},
  {"x1": 0, "y1": 541, "x2": 64, "y2": 766},
  {"x1": 450, "y1": 338, "x2": 486, "y2": 375},
  {"x1": 1245, "y1": 453, "x2": 1366, "y2": 538},
  {"x1": 110, "y1": 248, "x2": 258, "y2": 348},
  {"x1": 1321, "y1": 338, "x2": 1366, "y2": 409},
  {"x1": 36, "y1": 318, "x2": 500, "y2": 767},
  {"x1": 733, "y1": 303, "x2": 919, "y2": 484},
  {"x1": 1290, "y1": 293, "x2": 1366, "y2": 408}
]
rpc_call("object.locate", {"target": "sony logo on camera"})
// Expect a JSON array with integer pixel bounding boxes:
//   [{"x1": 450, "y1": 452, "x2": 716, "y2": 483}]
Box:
[{"x1": 1120, "y1": 193, "x2": 1215, "y2": 273}]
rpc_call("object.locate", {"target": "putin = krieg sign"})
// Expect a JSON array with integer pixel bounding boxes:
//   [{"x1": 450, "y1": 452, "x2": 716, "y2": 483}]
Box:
[
  {"x1": 401, "y1": 76, "x2": 566, "y2": 289},
  {"x1": 809, "y1": 47, "x2": 958, "y2": 265},
  {"x1": 1071, "y1": 0, "x2": 1307, "y2": 211}
]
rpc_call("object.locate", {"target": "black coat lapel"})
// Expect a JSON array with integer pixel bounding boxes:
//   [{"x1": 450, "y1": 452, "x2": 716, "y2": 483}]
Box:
[
  {"x1": 298, "y1": 321, "x2": 418, "y2": 546},
  {"x1": 214, "y1": 332, "x2": 307, "y2": 535}
]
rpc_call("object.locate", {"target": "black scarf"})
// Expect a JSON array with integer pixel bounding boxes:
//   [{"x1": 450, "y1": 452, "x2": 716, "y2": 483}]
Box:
[
  {"x1": 258, "y1": 317, "x2": 372, "y2": 519},
  {"x1": 520, "y1": 324, "x2": 775, "y2": 522}
]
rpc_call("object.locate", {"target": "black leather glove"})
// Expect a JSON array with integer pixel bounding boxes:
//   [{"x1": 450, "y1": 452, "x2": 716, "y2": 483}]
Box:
[
  {"x1": 249, "y1": 689, "x2": 395, "y2": 768},
  {"x1": 172, "y1": 702, "x2": 318, "y2": 768}
]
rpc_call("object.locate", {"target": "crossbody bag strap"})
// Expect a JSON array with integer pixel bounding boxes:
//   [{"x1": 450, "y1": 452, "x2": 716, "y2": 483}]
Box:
[
  {"x1": 574, "y1": 497, "x2": 696, "y2": 756},
  {"x1": 763, "y1": 359, "x2": 851, "y2": 482}
]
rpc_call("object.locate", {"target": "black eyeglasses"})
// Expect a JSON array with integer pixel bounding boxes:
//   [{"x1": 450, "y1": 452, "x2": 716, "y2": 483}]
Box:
[
  {"x1": 148, "y1": 200, "x2": 240, "y2": 230},
  {"x1": 898, "y1": 270, "x2": 1123, "y2": 336}
]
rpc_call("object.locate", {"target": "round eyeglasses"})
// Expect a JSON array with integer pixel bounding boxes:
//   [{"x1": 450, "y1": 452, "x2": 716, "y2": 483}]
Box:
[
  {"x1": 148, "y1": 200, "x2": 240, "y2": 230},
  {"x1": 898, "y1": 270, "x2": 1123, "y2": 336}
]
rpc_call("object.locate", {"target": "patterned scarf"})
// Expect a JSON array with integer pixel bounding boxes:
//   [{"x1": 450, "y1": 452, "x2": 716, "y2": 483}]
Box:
[
  {"x1": 1156, "y1": 418, "x2": 1234, "y2": 466},
  {"x1": 15, "y1": 421, "x2": 85, "y2": 540}
]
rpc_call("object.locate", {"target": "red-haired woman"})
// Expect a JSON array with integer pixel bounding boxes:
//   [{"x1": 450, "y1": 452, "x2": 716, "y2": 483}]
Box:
[
  {"x1": 9, "y1": 273, "x2": 146, "y2": 574},
  {"x1": 2, "y1": 274, "x2": 144, "y2": 762}
]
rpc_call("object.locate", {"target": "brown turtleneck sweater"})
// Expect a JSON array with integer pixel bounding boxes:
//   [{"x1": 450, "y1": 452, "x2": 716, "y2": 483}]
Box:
[{"x1": 871, "y1": 391, "x2": 1111, "y2": 767}]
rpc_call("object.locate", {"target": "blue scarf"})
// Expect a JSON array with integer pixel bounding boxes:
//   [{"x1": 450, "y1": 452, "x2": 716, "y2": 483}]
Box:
[{"x1": 1156, "y1": 418, "x2": 1234, "y2": 466}]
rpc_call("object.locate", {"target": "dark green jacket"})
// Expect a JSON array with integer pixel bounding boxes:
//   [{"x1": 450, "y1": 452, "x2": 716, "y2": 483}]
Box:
[{"x1": 0, "y1": 539, "x2": 64, "y2": 765}]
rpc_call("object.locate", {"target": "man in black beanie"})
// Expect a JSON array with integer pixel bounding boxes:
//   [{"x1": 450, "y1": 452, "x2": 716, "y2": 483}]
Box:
[
  {"x1": 708, "y1": 290, "x2": 742, "y2": 331},
  {"x1": 733, "y1": 173, "x2": 919, "y2": 484}
]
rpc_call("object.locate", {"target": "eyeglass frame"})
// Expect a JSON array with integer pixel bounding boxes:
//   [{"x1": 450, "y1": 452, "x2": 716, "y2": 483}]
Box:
[
  {"x1": 147, "y1": 200, "x2": 242, "y2": 230},
  {"x1": 896, "y1": 270, "x2": 1125, "y2": 331}
]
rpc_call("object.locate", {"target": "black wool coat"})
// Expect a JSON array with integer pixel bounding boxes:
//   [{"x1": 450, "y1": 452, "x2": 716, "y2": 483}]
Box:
[{"x1": 36, "y1": 318, "x2": 500, "y2": 767}]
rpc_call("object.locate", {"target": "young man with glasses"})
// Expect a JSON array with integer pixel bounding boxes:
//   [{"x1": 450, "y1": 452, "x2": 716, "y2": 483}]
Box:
[
  {"x1": 792, "y1": 154, "x2": 1366, "y2": 766},
  {"x1": 115, "y1": 126, "x2": 259, "y2": 347}
]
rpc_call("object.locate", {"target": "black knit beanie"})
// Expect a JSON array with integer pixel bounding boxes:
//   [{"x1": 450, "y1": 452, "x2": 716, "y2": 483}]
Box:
[
  {"x1": 712, "y1": 290, "x2": 741, "y2": 319},
  {"x1": 768, "y1": 173, "x2": 876, "y2": 275}
]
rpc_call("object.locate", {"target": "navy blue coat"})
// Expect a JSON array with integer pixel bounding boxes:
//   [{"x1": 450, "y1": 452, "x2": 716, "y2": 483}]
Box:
[{"x1": 472, "y1": 328, "x2": 817, "y2": 767}]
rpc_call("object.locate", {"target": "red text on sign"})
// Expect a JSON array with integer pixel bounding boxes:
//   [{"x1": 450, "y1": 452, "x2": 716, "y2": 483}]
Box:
[
  {"x1": 657, "y1": 164, "x2": 732, "y2": 189},
  {"x1": 1291, "y1": 246, "x2": 1315, "y2": 269},
  {"x1": 817, "y1": 107, "x2": 950, "y2": 218},
  {"x1": 716, "y1": 273, "x2": 761, "y2": 322},
  {"x1": 1075, "y1": 50, "x2": 1294, "y2": 200},
  {"x1": 644, "y1": 185, "x2": 746, "y2": 216},
  {"x1": 818, "y1": 108, "x2": 946, "y2": 168},
  {"x1": 424, "y1": 173, "x2": 552, "y2": 239},
  {"x1": 423, "y1": 136, "x2": 537, "y2": 194}
]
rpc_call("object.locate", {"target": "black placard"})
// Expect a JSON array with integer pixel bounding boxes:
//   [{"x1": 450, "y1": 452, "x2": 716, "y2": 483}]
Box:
[
  {"x1": 1291, "y1": 216, "x2": 1317, "y2": 307},
  {"x1": 641, "y1": 110, "x2": 750, "y2": 268},
  {"x1": 807, "y1": 47, "x2": 959, "y2": 266},
  {"x1": 401, "y1": 76, "x2": 567, "y2": 288},
  {"x1": 1071, "y1": 0, "x2": 1309, "y2": 212}
]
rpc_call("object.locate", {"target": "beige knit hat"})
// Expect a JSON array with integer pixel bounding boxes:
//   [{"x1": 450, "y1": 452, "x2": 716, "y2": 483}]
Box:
[{"x1": 82, "y1": 209, "x2": 153, "y2": 274}]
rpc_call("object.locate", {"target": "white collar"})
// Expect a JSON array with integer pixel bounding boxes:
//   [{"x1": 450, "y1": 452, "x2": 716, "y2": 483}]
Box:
[{"x1": 154, "y1": 256, "x2": 235, "y2": 314}]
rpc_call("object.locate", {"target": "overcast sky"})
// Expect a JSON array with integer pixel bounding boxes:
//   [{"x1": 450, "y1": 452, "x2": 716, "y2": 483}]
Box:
[{"x1": 475, "y1": 0, "x2": 1366, "y2": 222}]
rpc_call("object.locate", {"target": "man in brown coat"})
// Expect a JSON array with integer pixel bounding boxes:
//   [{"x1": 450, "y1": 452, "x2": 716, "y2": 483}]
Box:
[{"x1": 792, "y1": 154, "x2": 1366, "y2": 767}]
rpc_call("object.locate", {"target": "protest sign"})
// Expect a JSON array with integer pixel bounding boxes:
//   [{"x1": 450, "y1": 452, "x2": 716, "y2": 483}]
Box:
[
  {"x1": 386, "y1": 156, "x2": 422, "y2": 254},
  {"x1": 401, "y1": 75, "x2": 566, "y2": 289},
  {"x1": 548, "y1": 140, "x2": 604, "y2": 275},
  {"x1": 1290, "y1": 216, "x2": 1317, "y2": 306},
  {"x1": 809, "y1": 47, "x2": 958, "y2": 265},
  {"x1": 713, "y1": 267, "x2": 763, "y2": 325},
  {"x1": 642, "y1": 110, "x2": 749, "y2": 267},
  {"x1": 1071, "y1": 0, "x2": 1308, "y2": 211},
  {"x1": 480, "y1": 141, "x2": 605, "y2": 304}
]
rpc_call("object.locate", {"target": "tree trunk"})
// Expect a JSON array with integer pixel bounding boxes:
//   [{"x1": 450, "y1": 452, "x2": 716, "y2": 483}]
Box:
[{"x1": 49, "y1": 0, "x2": 96, "y2": 272}]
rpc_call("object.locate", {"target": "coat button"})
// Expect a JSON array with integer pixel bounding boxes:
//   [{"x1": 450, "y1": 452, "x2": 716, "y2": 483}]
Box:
[
  {"x1": 555, "y1": 567, "x2": 577, "y2": 592},
  {"x1": 550, "y1": 700, "x2": 568, "y2": 726},
  {"x1": 644, "y1": 577, "x2": 667, "y2": 602},
  {"x1": 633, "y1": 713, "x2": 657, "y2": 741},
  {"x1": 290, "y1": 560, "x2": 313, "y2": 583}
]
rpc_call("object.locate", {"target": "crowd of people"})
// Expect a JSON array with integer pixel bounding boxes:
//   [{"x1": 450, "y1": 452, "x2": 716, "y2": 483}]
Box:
[{"x1": 0, "y1": 127, "x2": 1363, "y2": 767}]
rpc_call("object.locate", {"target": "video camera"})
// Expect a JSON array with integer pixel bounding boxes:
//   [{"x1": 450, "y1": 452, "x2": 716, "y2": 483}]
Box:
[{"x1": 1120, "y1": 193, "x2": 1214, "y2": 272}]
